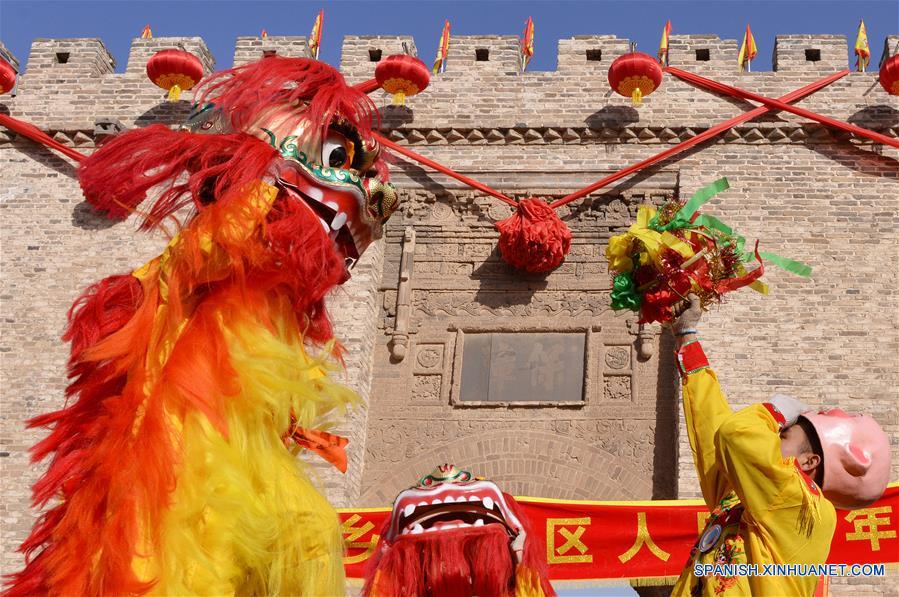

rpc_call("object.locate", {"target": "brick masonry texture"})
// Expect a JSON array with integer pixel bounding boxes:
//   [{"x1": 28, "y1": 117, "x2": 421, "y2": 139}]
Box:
[{"x1": 1, "y1": 32, "x2": 898, "y2": 595}]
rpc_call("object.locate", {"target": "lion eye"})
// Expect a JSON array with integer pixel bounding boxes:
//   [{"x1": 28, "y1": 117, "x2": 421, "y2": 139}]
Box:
[{"x1": 321, "y1": 131, "x2": 354, "y2": 169}]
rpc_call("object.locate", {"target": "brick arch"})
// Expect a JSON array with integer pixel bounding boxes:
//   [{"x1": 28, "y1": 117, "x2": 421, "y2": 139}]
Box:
[{"x1": 360, "y1": 429, "x2": 653, "y2": 506}]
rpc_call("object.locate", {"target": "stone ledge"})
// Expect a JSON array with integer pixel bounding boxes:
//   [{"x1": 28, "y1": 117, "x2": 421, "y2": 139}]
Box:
[{"x1": 4, "y1": 124, "x2": 894, "y2": 150}]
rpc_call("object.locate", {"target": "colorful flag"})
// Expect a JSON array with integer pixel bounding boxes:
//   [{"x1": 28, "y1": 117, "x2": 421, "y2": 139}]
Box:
[
  {"x1": 308, "y1": 9, "x2": 324, "y2": 60},
  {"x1": 520, "y1": 16, "x2": 535, "y2": 71},
  {"x1": 737, "y1": 24, "x2": 758, "y2": 72},
  {"x1": 854, "y1": 19, "x2": 870, "y2": 72},
  {"x1": 261, "y1": 29, "x2": 268, "y2": 39},
  {"x1": 432, "y1": 20, "x2": 451, "y2": 74},
  {"x1": 140, "y1": 24, "x2": 152, "y2": 39},
  {"x1": 658, "y1": 20, "x2": 671, "y2": 66}
]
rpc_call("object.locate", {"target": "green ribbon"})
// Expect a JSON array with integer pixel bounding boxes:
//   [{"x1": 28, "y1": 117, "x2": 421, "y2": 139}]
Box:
[
  {"x1": 648, "y1": 177, "x2": 730, "y2": 233},
  {"x1": 759, "y1": 252, "x2": 812, "y2": 277},
  {"x1": 646, "y1": 177, "x2": 812, "y2": 278},
  {"x1": 611, "y1": 272, "x2": 642, "y2": 312}
]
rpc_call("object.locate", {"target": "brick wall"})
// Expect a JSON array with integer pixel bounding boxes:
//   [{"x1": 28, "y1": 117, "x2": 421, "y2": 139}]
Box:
[{"x1": 2, "y1": 32, "x2": 898, "y2": 594}]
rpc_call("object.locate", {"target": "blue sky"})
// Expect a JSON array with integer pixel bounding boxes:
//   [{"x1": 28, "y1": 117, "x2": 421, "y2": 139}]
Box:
[{"x1": 0, "y1": 0, "x2": 896, "y2": 73}]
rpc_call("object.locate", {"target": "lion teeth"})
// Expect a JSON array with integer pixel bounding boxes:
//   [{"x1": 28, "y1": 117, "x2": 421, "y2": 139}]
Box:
[
  {"x1": 474, "y1": 519, "x2": 484, "y2": 527},
  {"x1": 431, "y1": 498, "x2": 442, "y2": 505},
  {"x1": 410, "y1": 523, "x2": 424, "y2": 535},
  {"x1": 403, "y1": 504, "x2": 415, "y2": 518},
  {"x1": 468, "y1": 496, "x2": 479, "y2": 502},
  {"x1": 483, "y1": 497, "x2": 494, "y2": 511},
  {"x1": 443, "y1": 496, "x2": 456, "y2": 503},
  {"x1": 331, "y1": 212, "x2": 348, "y2": 230}
]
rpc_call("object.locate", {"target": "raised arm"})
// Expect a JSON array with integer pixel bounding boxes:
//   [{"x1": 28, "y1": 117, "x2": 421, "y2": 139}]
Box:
[{"x1": 672, "y1": 297, "x2": 733, "y2": 509}]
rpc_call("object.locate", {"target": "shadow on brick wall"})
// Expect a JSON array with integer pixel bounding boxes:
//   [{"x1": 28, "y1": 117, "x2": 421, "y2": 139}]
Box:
[
  {"x1": 809, "y1": 140, "x2": 899, "y2": 176},
  {"x1": 652, "y1": 332, "x2": 679, "y2": 500},
  {"x1": 585, "y1": 105, "x2": 639, "y2": 128},
  {"x1": 379, "y1": 105, "x2": 415, "y2": 129},
  {"x1": 848, "y1": 105, "x2": 899, "y2": 129},
  {"x1": 71, "y1": 201, "x2": 117, "y2": 231},
  {"x1": 16, "y1": 142, "x2": 78, "y2": 180},
  {"x1": 135, "y1": 101, "x2": 193, "y2": 128}
]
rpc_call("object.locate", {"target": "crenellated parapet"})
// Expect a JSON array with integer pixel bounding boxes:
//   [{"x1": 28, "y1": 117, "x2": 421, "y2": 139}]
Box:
[
  {"x1": 0, "y1": 40, "x2": 20, "y2": 72},
  {"x1": 0, "y1": 32, "x2": 897, "y2": 137},
  {"x1": 233, "y1": 36, "x2": 310, "y2": 67}
]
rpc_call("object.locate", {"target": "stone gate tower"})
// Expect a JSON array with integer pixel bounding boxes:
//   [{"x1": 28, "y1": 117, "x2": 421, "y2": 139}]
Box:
[{"x1": 2, "y1": 31, "x2": 897, "y2": 595}]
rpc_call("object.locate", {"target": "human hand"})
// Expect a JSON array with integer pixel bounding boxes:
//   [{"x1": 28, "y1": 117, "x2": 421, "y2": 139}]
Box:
[
  {"x1": 510, "y1": 529, "x2": 526, "y2": 564},
  {"x1": 671, "y1": 294, "x2": 702, "y2": 335}
]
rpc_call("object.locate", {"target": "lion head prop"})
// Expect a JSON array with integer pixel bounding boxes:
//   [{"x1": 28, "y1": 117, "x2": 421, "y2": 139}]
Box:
[{"x1": 364, "y1": 464, "x2": 555, "y2": 597}]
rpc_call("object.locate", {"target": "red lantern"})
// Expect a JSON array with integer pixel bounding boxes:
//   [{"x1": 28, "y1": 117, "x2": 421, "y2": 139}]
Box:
[
  {"x1": 375, "y1": 54, "x2": 430, "y2": 106},
  {"x1": 879, "y1": 54, "x2": 899, "y2": 96},
  {"x1": 0, "y1": 59, "x2": 17, "y2": 94},
  {"x1": 608, "y1": 51, "x2": 663, "y2": 106},
  {"x1": 146, "y1": 49, "x2": 204, "y2": 102}
]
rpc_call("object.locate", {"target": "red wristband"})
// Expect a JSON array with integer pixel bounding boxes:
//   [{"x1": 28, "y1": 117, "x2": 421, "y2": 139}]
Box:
[
  {"x1": 761, "y1": 403, "x2": 787, "y2": 431},
  {"x1": 676, "y1": 340, "x2": 709, "y2": 376}
]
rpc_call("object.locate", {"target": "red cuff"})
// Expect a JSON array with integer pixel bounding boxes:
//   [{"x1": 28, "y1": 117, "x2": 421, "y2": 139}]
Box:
[
  {"x1": 761, "y1": 402, "x2": 787, "y2": 432},
  {"x1": 675, "y1": 340, "x2": 709, "y2": 376}
]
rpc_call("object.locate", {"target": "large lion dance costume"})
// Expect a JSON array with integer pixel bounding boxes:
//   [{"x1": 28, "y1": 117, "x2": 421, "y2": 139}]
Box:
[
  {"x1": 364, "y1": 464, "x2": 555, "y2": 597},
  {"x1": 6, "y1": 56, "x2": 398, "y2": 596}
]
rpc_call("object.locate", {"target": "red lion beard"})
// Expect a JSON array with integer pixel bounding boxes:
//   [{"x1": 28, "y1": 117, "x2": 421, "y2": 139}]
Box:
[
  {"x1": 364, "y1": 493, "x2": 554, "y2": 597},
  {"x1": 365, "y1": 525, "x2": 516, "y2": 597}
]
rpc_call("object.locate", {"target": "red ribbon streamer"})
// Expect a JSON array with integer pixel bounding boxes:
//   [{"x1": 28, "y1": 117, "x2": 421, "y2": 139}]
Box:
[
  {"x1": 666, "y1": 66, "x2": 899, "y2": 150},
  {"x1": 548, "y1": 69, "x2": 849, "y2": 209},
  {"x1": 0, "y1": 113, "x2": 86, "y2": 163},
  {"x1": 373, "y1": 132, "x2": 517, "y2": 206}
]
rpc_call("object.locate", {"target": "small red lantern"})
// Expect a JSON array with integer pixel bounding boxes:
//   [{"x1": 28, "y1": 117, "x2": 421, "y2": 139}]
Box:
[
  {"x1": 375, "y1": 54, "x2": 430, "y2": 106},
  {"x1": 879, "y1": 54, "x2": 899, "y2": 96},
  {"x1": 146, "y1": 49, "x2": 204, "y2": 102},
  {"x1": 608, "y1": 51, "x2": 663, "y2": 106},
  {"x1": 0, "y1": 59, "x2": 17, "y2": 94}
]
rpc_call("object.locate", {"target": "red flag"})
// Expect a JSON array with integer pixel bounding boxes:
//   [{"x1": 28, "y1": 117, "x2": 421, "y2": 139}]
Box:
[
  {"x1": 432, "y1": 20, "x2": 451, "y2": 74},
  {"x1": 521, "y1": 16, "x2": 535, "y2": 71},
  {"x1": 308, "y1": 9, "x2": 324, "y2": 60}
]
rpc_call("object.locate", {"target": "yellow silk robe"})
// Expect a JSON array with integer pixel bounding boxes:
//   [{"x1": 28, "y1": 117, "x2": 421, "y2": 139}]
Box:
[{"x1": 671, "y1": 340, "x2": 836, "y2": 596}]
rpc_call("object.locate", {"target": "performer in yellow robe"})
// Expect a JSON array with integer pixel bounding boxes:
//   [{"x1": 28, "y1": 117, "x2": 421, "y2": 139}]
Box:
[{"x1": 670, "y1": 297, "x2": 890, "y2": 596}]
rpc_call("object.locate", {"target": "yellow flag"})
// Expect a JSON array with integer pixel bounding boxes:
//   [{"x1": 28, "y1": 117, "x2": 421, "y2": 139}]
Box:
[
  {"x1": 855, "y1": 20, "x2": 870, "y2": 72},
  {"x1": 140, "y1": 24, "x2": 152, "y2": 39},
  {"x1": 658, "y1": 20, "x2": 671, "y2": 66},
  {"x1": 737, "y1": 24, "x2": 758, "y2": 72}
]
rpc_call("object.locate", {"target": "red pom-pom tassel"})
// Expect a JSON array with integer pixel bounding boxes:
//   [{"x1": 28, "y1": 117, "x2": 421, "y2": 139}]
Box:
[{"x1": 495, "y1": 198, "x2": 572, "y2": 273}]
